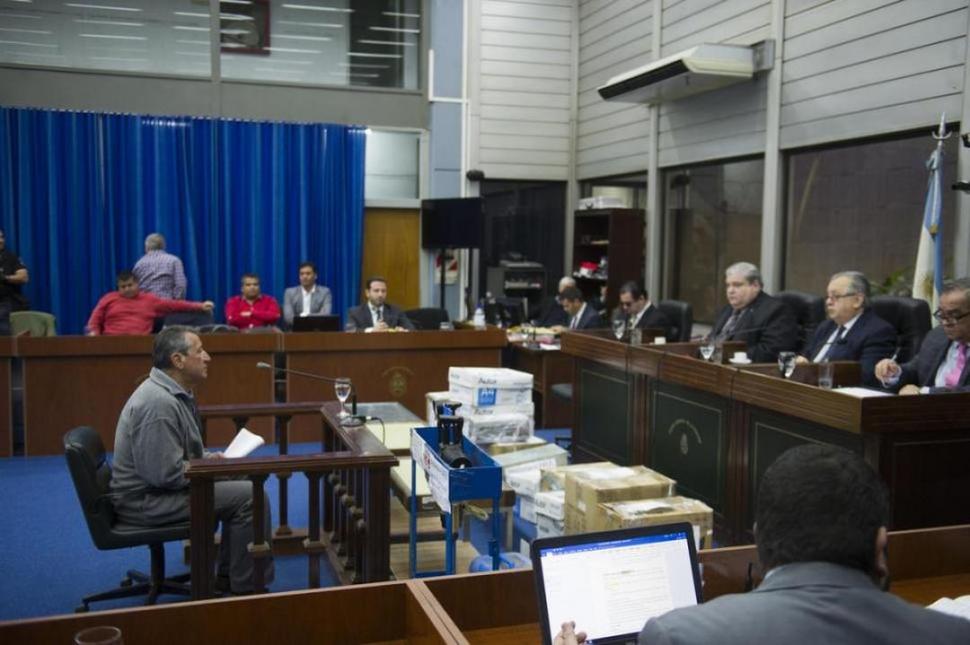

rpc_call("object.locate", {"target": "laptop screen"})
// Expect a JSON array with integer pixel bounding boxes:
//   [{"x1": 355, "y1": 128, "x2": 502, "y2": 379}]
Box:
[
  {"x1": 291, "y1": 314, "x2": 340, "y2": 332},
  {"x1": 532, "y1": 523, "x2": 702, "y2": 645}
]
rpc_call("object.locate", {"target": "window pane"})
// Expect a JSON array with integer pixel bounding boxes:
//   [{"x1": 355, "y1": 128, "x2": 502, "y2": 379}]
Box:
[
  {"x1": 220, "y1": 0, "x2": 421, "y2": 89},
  {"x1": 0, "y1": 0, "x2": 211, "y2": 77},
  {"x1": 664, "y1": 158, "x2": 764, "y2": 323},
  {"x1": 365, "y1": 129, "x2": 419, "y2": 199},
  {"x1": 785, "y1": 133, "x2": 958, "y2": 295}
]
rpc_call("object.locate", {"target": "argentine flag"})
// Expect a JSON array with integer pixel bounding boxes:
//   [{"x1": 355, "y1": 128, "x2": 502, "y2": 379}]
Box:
[{"x1": 913, "y1": 142, "x2": 944, "y2": 319}]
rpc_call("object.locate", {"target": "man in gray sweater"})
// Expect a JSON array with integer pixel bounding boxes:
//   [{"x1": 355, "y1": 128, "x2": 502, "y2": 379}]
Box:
[{"x1": 110, "y1": 326, "x2": 274, "y2": 594}]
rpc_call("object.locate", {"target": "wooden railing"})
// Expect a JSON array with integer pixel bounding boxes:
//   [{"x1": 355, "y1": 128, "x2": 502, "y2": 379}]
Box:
[
  {"x1": 199, "y1": 401, "x2": 327, "y2": 543},
  {"x1": 186, "y1": 403, "x2": 398, "y2": 599}
]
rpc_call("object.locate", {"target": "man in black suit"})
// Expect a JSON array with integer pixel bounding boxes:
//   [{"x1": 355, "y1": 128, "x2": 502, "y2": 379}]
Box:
[
  {"x1": 532, "y1": 276, "x2": 574, "y2": 327},
  {"x1": 558, "y1": 286, "x2": 603, "y2": 331},
  {"x1": 710, "y1": 262, "x2": 798, "y2": 363},
  {"x1": 345, "y1": 276, "x2": 414, "y2": 332},
  {"x1": 614, "y1": 281, "x2": 672, "y2": 340},
  {"x1": 797, "y1": 271, "x2": 896, "y2": 386},
  {"x1": 875, "y1": 278, "x2": 970, "y2": 394}
]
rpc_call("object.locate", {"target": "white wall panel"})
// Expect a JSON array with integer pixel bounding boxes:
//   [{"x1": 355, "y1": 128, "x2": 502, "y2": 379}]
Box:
[{"x1": 781, "y1": 0, "x2": 968, "y2": 148}]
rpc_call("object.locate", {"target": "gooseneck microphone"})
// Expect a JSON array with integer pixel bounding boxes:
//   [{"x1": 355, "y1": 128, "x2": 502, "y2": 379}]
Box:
[{"x1": 255, "y1": 362, "x2": 359, "y2": 418}]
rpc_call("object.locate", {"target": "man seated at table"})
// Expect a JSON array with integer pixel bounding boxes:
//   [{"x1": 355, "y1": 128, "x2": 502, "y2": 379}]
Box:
[
  {"x1": 555, "y1": 444, "x2": 970, "y2": 645},
  {"x1": 110, "y1": 326, "x2": 274, "y2": 595},
  {"x1": 86, "y1": 271, "x2": 214, "y2": 336},
  {"x1": 875, "y1": 277, "x2": 970, "y2": 394},
  {"x1": 224, "y1": 273, "x2": 281, "y2": 331},
  {"x1": 532, "y1": 276, "x2": 574, "y2": 327},
  {"x1": 795, "y1": 271, "x2": 895, "y2": 386},
  {"x1": 346, "y1": 276, "x2": 414, "y2": 332},
  {"x1": 614, "y1": 280, "x2": 671, "y2": 340},
  {"x1": 556, "y1": 286, "x2": 603, "y2": 331},
  {"x1": 710, "y1": 262, "x2": 798, "y2": 363},
  {"x1": 282, "y1": 261, "x2": 332, "y2": 329}
]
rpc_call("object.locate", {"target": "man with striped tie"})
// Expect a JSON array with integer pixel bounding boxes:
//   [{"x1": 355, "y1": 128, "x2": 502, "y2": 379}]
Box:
[{"x1": 876, "y1": 278, "x2": 970, "y2": 394}]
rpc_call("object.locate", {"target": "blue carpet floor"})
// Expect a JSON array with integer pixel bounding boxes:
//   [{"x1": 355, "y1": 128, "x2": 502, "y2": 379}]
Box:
[{"x1": 0, "y1": 428, "x2": 570, "y2": 622}]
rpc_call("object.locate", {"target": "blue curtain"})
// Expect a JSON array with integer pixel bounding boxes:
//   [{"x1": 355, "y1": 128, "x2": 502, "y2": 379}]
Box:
[{"x1": 0, "y1": 107, "x2": 366, "y2": 333}]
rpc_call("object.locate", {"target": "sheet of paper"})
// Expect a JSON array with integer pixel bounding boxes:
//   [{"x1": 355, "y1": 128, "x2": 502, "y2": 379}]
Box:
[
  {"x1": 833, "y1": 387, "x2": 892, "y2": 398},
  {"x1": 927, "y1": 596, "x2": 970, "y2": 620},
  {"x1": 224, "y1": 427, "x2": 265, "y2": 458}
]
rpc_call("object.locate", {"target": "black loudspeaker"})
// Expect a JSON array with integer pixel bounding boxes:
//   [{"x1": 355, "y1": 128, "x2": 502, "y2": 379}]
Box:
[{"x1": 466, "y1": 169, "x2": 485, "y2": 181}]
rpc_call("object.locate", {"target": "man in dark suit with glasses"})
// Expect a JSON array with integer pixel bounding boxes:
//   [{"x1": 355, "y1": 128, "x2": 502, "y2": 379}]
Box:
[{"x1": 875, "y1": 278, "x2": 970, "y2": 393}]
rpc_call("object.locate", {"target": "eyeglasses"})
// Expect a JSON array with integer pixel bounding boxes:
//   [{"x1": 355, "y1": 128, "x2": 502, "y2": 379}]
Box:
[
  {"x1": 825, "y1": 292, "x2": 857, "y2": 301},
  {"x1": 933, "y1": 309, "x2": 970, "y2": 324}
]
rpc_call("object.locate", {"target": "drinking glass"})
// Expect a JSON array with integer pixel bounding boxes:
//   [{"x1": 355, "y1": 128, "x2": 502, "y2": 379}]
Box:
[
  {"x1": 699, "y1": 340, "x2": 715, "y2": 362},
  {"x1": 818, "y1": 361, "x2": 834, "y2": 389},
  {"x1": 778, "y1": 352, "x2": 797, "y2": 379},
  {"x1": 334, "y1": 377, "x2": 352, "y2": 418},
  {"x1": 75, "y1": 626, "x2": 123, "y2": 645},
  {"x1": 611, "y1": 318, "x2": 626, "y2": 340}
]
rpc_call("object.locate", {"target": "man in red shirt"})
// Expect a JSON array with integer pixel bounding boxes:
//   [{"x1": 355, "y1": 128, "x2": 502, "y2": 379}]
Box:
[
  {"x1": 87, "y1": 271, "x2": 214, "y2": 336},
  {"x1": 224, "y1": 273, "x2": 281, "y2": 331}
]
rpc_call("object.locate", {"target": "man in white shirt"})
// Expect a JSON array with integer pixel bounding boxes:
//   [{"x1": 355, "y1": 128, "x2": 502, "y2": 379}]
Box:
[{"x1": 282, "y1": 261, "x2": 332, "y2": 329}]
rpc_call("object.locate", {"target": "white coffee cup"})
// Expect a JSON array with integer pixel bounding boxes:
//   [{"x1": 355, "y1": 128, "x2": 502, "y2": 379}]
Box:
[
  {"x1": 653, "y1": 336, "x2": 666, "y2": 345},
  {"x1": 733, "y1": 351, "x2": 748, "y2": 362}
]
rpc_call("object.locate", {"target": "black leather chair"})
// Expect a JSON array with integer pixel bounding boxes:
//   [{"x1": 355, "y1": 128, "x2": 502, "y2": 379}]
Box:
[
  {"x1": 404, "y1": 307, "x2": 450, "y2": 330},
  {"x1": 869, "y1": 295, "x2": 932, "y2": 364},
  {"x1": 657, "y1": 300, "x2": 693, "y2": 342},
  {"x1": 776, "y1": 290, "x2": 826, "y2": 349},
  {"x1": 64, "y1": 426, "x2": 191, "y2": 612}
]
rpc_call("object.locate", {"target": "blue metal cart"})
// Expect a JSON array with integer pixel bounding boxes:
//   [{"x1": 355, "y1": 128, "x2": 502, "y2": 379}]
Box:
[{"x1": 409, "y1": 426, "x2": 503, "y2": 577}]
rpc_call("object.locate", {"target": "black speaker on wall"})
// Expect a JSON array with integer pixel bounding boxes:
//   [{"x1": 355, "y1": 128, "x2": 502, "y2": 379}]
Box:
[{"x1": 420, "y1": 197, "x2": 484, "y2": 250}]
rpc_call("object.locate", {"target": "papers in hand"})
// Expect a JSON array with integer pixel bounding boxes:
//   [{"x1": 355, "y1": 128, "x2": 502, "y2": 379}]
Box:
[{"x1": 224, "y1": 427, "x2": 265, "y2": 458}]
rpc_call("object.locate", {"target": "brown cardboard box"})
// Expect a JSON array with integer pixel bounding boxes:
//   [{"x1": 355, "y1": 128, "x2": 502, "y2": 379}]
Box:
[
  {"x1": 564, "y1": 503, "x2": 586, "y2": 535},
  {"x1": 539, "y1": 461, "x2": 617, "y2": 492},
  {"x1": 565, "y1": 465, "x2": 676, "y2": 515},
  {"x1": 596, "y1": 496, "x2": 714, "y2": 548},
  {"x1": 488, "y1": 436, "x2": 547, "y2": 456}
]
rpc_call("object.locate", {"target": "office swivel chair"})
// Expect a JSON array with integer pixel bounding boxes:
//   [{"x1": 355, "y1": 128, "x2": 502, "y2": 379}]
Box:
[
  {"x1": 657, "y1": 300, "x2": 693, "y2": 342},
  {"x1": 776, "y1": 290, "x2": 826, "y2": 349},
  {"x1": 10, "y1": 310, "x2": 56, "y2": 337},
  {"x1": 404, "y1": 307, "x2": 450, "y2": 330},
  {"x1": 64, "y1": 426, "x2": 191, "y2": 612},
  {"x1": 869, "y1": 295, "x2": 932, "y2": 364}
]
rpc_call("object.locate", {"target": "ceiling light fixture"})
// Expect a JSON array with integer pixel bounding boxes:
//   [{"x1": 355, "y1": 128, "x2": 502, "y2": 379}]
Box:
[
  {"x1": 64, "y1": 3, "x2": 142, "y2": 12},
  {"x1": 357, "y1": 39, "x2": 413, "y2": 47},
  {"x1": 281, "y1": 4, "x2": 353, "y2": 13}
]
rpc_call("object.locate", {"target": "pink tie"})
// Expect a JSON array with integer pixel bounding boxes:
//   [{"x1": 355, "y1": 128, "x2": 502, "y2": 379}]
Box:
[{"x1": 945, "y1": 342, "x2": 967, "y2": 388}]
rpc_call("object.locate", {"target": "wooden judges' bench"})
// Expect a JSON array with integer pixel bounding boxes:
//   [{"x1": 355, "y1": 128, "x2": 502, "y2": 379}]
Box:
[
  {"x1": 3, "y1": 524, "x2": 968, "y2": 643},
  {"x1": 562, "y1": 332, "x2": 970, "y2": 544},
  {"x1": 9, "y1": 328, "x2": 505, "y2": 456}
]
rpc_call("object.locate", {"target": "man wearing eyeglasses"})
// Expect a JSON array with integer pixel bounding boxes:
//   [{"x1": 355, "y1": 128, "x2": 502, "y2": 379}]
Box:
[
  {"x1": 796, "y1": 271, "x2": 895, "y2": 386},
  {"x1": 875, "y1": 278, "x2": 970, "y2": 394}
]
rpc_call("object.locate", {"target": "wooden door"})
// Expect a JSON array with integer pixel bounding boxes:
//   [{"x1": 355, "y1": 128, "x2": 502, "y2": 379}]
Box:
[{"x1": 360, "y1": 208, "x2": 420, "y2": 309}]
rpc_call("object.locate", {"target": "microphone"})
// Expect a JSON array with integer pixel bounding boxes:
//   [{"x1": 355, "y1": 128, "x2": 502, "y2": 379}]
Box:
[{"x1": 256, "y1": 362, "x2": 359, "y2": 418}]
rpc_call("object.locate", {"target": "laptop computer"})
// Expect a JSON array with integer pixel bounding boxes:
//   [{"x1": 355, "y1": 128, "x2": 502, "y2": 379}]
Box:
[
  {"x1": 291, "y1": 314, "x2": 341, "y2": 332},
  {"x1": 531, "y1": 523, "x2": 703, "y2": 645}
]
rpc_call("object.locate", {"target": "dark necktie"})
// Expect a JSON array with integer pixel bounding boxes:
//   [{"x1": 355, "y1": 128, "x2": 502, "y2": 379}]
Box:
[{"x1": 717, "y1": 309, "x2": 743, "y2": 341}]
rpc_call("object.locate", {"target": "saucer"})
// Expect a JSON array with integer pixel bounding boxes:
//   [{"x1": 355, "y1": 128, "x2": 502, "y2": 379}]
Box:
[{"x1": 729, "y1": 357, "x2": 752, "y2": 365}]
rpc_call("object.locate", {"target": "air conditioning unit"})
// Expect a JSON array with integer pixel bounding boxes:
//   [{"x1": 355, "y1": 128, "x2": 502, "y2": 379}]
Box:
[{"x1": 597, "y1": 43, "x2": 767, "y2": 105}]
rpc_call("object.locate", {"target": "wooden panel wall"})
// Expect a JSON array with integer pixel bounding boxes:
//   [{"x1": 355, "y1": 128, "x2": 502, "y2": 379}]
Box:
[
  {"x1": 360, "y1": 208, "x2": 421, "y2": 310},
  {"x1": 576, "y1": 0, "x2": 653, "y2": 179},
  {"x1": 781, "y1": 0, "x2": 967, "y2": 148},
  {"x1": 471, "y1": 0, "x2": 575, "y2": 180}
]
